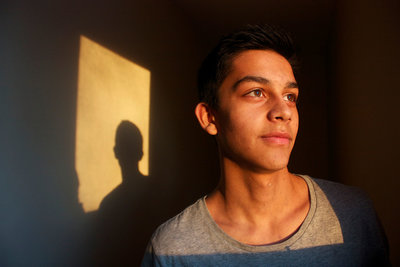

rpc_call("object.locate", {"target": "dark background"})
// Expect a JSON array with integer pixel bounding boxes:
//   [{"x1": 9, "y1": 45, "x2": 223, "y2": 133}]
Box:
[{"x1": 1, "y1": 0, "x2": 399, "y2": 265}]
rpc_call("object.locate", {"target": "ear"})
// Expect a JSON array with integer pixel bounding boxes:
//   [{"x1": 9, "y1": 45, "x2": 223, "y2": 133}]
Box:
[{"x1": 195, "y1": 102, "x2": 218, "y2": 135}]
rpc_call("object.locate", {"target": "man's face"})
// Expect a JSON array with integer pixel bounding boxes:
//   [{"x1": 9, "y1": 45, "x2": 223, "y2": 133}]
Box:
[{"x1": 214, "y1": 49, "x2": 299, "y2": 173}]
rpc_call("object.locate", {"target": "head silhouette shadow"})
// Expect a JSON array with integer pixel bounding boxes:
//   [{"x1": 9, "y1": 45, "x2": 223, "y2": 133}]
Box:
[
  {"x1": 114, "y1": 120, "x2": 145, "y2": 182},
  {"x1": 100, "y1": 120, "x2": 148, "y2": 209},
  {"x1": 90, "y1": 120, "x2": 156, "y2": 265}
]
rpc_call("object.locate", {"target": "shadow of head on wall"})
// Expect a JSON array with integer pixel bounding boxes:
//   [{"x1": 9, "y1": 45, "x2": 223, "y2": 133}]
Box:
[
  {"x1": 87, "y1": 120, "x2": 161, "y2": 265},
  {"x1": 114, "y1": 120, "x2": 144, "y2": 181}
]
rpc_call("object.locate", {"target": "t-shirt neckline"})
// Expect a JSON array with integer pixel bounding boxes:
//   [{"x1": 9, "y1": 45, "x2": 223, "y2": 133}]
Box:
[{"x1": 200, "y1": 174, "x2": 317, "y2": 253}]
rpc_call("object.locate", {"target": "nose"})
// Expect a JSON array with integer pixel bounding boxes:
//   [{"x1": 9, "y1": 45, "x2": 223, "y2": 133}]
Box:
[{"x1": 267, "y1": 98, "x2": 292, "y2": 122}]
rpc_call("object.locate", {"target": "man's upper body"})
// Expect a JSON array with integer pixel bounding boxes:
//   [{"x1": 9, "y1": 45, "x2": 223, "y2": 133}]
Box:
[
  {"x1": 142, "y1": 25, "x2": 389, "y2": 266},
  {"x1": 142, "y1": 175, "x2": 389, "y2": 266}
]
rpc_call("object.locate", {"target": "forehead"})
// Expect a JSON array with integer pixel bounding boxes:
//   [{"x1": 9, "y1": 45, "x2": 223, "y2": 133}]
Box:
[{"x1": 229, "y1": 50, "x2": 295, "y2": 81}]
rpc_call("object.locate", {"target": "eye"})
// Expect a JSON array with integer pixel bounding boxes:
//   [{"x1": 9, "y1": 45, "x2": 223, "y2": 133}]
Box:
[
  {"x1": 246, "y1": 89, "x2": 264, "y2": 97},
  {"x1": 283, "y1": 93, "x2": 297, "y2": 103}
]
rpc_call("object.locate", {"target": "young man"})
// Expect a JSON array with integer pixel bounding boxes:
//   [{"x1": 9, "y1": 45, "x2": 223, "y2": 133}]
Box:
[{"x1": 142, "y1": 25, "x2": 389, "y2": 266}]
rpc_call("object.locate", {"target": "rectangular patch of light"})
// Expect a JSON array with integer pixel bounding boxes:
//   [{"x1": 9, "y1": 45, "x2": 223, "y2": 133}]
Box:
[{"x1": 76, "y1": 35, "x2": 150, "y2": 212}]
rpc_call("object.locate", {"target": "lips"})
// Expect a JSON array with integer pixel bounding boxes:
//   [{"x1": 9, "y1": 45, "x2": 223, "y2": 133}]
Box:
[{"x1": 260, "y1": 132, "x2": 291, "y2": 145}]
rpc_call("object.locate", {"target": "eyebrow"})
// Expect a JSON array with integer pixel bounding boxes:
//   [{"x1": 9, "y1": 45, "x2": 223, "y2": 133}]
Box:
[
  {"x1": 233, "y1": 76, "x2": 269, "y2": 90},
  {"x1": 286, "y1": 81, "x2": 299, "y2": 89},
  {"x1": 232, "y1": 75, "x2": 299, "y2": 90}
]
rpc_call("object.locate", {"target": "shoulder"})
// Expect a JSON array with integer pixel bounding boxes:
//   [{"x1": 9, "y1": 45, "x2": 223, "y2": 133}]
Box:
[
  {"x1": 311, "y1": 177, "x2": 366, "y2": 197},
  {"x1": 301, "y1": 175, "x2": 375, "y2": 217},
  {"x1": 303, "y1": 175, "x2": 390, "y2": 264},
  {"x1": 308, "y1": 176, "x2": 374, "y2": 214},
  {"x1": 303, "y1": 175, "x2": 387, "y2": 244},
  {"x1": 298, "y1": 175, "x2": 383, "y2": 236},
  {"x1": 148, "y1": 197, "x2": 209, "y2": 255}
]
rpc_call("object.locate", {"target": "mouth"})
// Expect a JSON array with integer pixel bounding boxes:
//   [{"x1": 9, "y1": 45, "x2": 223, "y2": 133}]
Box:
[{"x1": 260, "y1": 132, "x2": 291, "y2": 145}]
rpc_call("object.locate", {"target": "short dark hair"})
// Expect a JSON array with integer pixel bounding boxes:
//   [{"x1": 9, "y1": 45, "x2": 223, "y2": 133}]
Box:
[{"x1": 197, "y1": 24, "x2": 297, "y2": 108}]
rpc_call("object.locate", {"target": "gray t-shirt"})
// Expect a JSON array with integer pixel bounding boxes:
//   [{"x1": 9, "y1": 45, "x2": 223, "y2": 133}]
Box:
[{"x1": 142, "y1": 175, "x2": 389, "y2": 266}]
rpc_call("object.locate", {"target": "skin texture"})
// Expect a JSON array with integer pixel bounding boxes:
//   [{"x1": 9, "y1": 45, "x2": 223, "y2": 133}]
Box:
[{"x1": 195, "y1": 50, "x2": 310, "y2": 245}]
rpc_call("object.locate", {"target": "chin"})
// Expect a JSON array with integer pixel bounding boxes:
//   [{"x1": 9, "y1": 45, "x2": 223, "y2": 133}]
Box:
[
  {"x1": 264, "y1": 163, "x2": 289, "y2": 173},
  {"x1": 262, "y1": 156, "x2": 291, "y2": 172},
  {"x1": 247, "y1": 157, "x2": 289, "y2": 173}
]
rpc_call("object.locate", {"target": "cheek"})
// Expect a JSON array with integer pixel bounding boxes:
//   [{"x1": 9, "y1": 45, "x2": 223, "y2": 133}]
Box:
[
  {"x1": 216, "y1": 110, "x2": 253, "y2": 147},
  {"x1": 225, "y1": 109, "x2": 256, "y2": 134},
  {"x1": 291, "y1": 112, "x2": 299, "y2": 139}
]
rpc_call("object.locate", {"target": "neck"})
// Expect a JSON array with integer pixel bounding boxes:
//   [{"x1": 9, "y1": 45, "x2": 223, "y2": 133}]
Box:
[
  {"x1": 205, "y1": 156, "x2": 310, "y2": 245},
  {"x1": 118, "y1": 160, "x2": 141, "y2": 182},
  {"x1": 210, "y1": 157, "x2": 299, "y2": 224}
]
